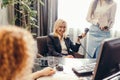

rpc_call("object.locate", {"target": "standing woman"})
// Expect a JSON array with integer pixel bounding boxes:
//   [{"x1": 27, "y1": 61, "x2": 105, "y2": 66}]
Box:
[{"x1": 86, "y1": 0, "x2": 117, "y2": 58}]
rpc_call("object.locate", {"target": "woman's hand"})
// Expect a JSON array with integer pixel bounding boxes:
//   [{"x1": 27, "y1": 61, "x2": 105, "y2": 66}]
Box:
[
  {"x1": 65, "y1": 55, "x2": 74, "y2": 58},
  {"x1": 32, "y1": 67, "x2": 56, "y2": 79},
  {"x1": 99, "y1": 26, "x2": 104, "y2": 30},
  {"x1": 100, "y1": 26, "x2": 109, "y2": 31},
  {"x1": 77, "y1": 33, "x2": 87, "y2": 44},
  {"x1": 40, "y1": 67, "x2": 56, "y2": 76}
]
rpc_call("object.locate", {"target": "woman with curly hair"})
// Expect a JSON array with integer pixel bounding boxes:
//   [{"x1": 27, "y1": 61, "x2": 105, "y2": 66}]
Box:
[{"x1": 0, "y1": 25, "x2": 55, "y2": 80}]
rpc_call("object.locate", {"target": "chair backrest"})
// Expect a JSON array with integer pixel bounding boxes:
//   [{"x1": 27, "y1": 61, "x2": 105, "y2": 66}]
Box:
[{"x1": 36, "y1": 36, "x2": 48, "y2": 56}]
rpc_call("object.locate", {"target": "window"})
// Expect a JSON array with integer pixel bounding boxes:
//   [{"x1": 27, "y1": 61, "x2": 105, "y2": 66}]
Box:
[
  {"x1": 58, "y1": 0, "x2": 120, "y2": 31},
  {"x1": 58, "y1": 0, "x2": 120, "y2": 55}
]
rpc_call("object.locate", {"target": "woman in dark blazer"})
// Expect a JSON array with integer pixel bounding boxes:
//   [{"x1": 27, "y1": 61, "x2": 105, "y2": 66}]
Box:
[{"x1": 47, "y1": 19, "x2": 85, "y2": 58}]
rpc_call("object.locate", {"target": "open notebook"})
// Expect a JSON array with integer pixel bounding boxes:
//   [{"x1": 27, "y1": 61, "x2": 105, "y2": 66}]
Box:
[{"x1": 72, "y1": 38, "x2": 120, "y2": 80}]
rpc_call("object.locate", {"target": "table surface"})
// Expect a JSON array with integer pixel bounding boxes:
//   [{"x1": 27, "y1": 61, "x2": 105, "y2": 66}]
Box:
[{"x1": 36, "y1": 58, "x2": 96, "y2": 80}]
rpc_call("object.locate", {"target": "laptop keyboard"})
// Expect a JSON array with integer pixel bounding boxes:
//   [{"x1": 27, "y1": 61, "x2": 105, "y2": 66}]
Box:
[{"x1": 72, "y1": 63, "x2": 96, "y2": 76}]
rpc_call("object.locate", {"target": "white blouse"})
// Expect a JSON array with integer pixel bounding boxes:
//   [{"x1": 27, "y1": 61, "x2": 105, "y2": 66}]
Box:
[
  {"x1": 60, "y1": 38, "x2": 68, "y2": 55},
  {"x1": 86, "y1": 0, "x2": 117, "y2": 29}
]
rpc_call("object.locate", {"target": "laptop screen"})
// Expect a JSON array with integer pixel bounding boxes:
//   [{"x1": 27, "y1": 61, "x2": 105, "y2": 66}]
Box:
[{"x1": 93, "y1": 38, "x2": 120, "y2": 80}]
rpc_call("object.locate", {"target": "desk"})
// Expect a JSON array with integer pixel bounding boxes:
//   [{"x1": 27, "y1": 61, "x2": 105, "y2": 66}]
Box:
[{"x1": 37, "y1": 58, "x2": 96, "y2": 80}]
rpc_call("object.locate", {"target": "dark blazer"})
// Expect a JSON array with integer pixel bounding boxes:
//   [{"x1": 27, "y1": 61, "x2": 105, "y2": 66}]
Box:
[{"x1": 47, "y1": 34, "x2": 81, "y2": 57}]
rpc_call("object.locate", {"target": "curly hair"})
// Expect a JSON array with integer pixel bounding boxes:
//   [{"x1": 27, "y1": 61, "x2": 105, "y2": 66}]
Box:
[{"x1": 0, "y1": 25, "x2": 36, "y2": 80}]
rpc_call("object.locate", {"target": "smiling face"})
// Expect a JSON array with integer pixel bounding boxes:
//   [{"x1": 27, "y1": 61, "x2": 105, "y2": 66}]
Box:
[
  {"x1": 53, "y1": 19, "x2": 67, "y2": 37},
  {"x1": 56, "y1": 22, "x2": 66, "y2": 36}
]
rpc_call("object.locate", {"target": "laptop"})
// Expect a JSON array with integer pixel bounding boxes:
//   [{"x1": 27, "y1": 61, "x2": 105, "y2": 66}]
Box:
[{"x1": 72, "y1": 38, "x2": 120, "y2": 80}]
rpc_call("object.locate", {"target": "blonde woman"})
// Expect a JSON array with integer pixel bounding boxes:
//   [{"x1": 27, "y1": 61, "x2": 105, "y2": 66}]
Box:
[
  {"x1": 47, "y1": 19, "x2": 85, "y2": 58},
  {"x1": 86, "y1": 0, "x2": 117, "y2": 58},
  {"x1": 0, "y1": 25, "x2": 55, "y2": 80}
]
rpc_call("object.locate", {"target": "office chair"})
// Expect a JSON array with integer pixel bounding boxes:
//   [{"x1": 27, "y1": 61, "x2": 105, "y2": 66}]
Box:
[
  {"x1": 36, "y1": 36, "x2": 84, "y2": 58},
  {"x1": 36, "y1": 36, "x2": 48, "y2": 57}
]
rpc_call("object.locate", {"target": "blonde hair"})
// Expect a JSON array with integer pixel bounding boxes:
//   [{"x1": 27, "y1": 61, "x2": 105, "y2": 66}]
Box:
[
  {"x1": 0, "y1": 25, "x2": 36, "y2": 80},
  {"x1": 53, "y1": 19, "x2": 67, "y2": 38}
]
